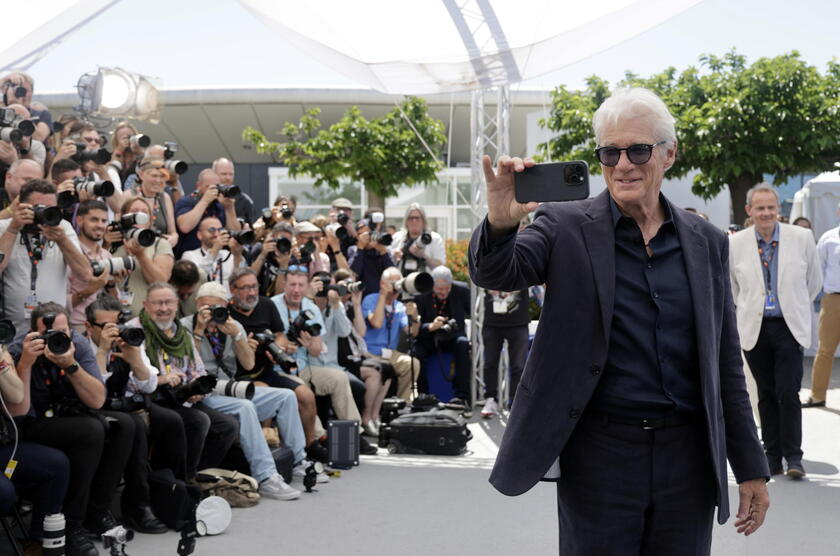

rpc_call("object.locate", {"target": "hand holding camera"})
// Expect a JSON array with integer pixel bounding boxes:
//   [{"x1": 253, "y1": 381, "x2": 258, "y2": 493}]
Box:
[
  {"x1": 45, "y1": 338, "x2": 75, "y2": 370},
  {"x1": 428, "y1": 315, "x2": 448, "y2": 333},
  {"x1": 0, "y1": 140, "x2": 17, "y2": 165},
  {"x1": 200, "y1": 185, "x2": 220, "y2": 206},
  {"x1": 19, "y1": 332, "x2": 46, "y2": 367},
  {"x1": 8, "y1": 201, "x2": 34, "y2": 233}
]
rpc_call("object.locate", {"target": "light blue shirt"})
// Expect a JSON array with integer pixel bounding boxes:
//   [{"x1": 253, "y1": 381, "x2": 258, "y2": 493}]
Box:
[
  {"x1": 270, "y1": 294, "x2": 325, "y2": 371},
  {"x1": 361, "y1": 293, "x2": 408, "y2": 355},
  {"x1": 756, "y1": 224, "x2": 783, "y2": 318}
]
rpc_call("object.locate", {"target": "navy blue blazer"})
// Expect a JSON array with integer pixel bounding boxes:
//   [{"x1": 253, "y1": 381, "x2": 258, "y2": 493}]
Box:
[{"x1": 469, "y1": 190, "x2": 769, "y2": 524}]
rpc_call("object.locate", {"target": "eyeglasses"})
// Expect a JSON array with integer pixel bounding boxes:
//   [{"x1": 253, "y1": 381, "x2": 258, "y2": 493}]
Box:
[
  {"x1": 594, "y1": 141, "x2": 667, "y2": 167},
  {"x1": 287, "y1": 265, "x2": 308, "y2": 274},
  {"x1": 233, "y1": 283, "x2": 259, "y2": 291},
  {"x1": 205, "y1": 227, "x2": 223, "y2": 234},
  {"x1": 88, "y1": 321, "x2": 108, "y2": 328},
  {"x1": 147, "y1": 299, "x2": 178, "y2": 308}
]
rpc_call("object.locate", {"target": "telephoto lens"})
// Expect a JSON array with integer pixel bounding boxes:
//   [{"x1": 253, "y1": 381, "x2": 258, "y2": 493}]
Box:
[
  {"x1": 337, "y1": 212, "x2": 350, "y2": 226},
  {"x1": 419, "y1": 232, "x2": 432, "y2": 246},
  {"x1": 210, "y1": 305, "x2": 229, "y2": 324},
  {"x1": 13, "y1": 118, "x2": 35, "y2": 137},
  {"x1": 73, "y1": 176, "x2": 115, "y2": 198},
  {"x1": 117, "y1": 325, "x2": 145, "y2": 347},
  {"x1": 116, "y1": 212, "x2": 150, "y2": 230},
  {"x1": 42, "y1": 513, "x2": 65, "y2": 556},
  {"x1": 91, "y1": 256, "x2": 137, "y2": 277},
  {"x1": 395, "y1": 271, "x2": 434, "y2": 296},
  {"x1": 0, "y1": 319, "x2": 15, "y2": 345},
  {"x1": 260, "y1": 208, "x2": 276, "y2": 228},
  {"x1": 275, "y1": 237, "x2": 292, "y2": 254},
  {"x1": 213, "y1": 380, "x2": 255, "y2": 400},
  {"x1": 0, "y1": 126, "x2": 22, "y2": 143},
  {"x1": 342, "y1": 280, "x2": 364, "y2": 294},
  {"x1": 172, "y1": 375, "x2": 217, "y2": 405},
  {"x1": 165, "y1": 159, "x2": 188, "y2": 175},
  {"x1": 217, "y1": 184, "x2": 241, "y2": 198},
  {"x1": 125, "y1": 227, "x2": 157, "y2": 247},
  {"x1": 129, "y1": 134, "x2": 151, "y2": 148},
  {"x1": 32, "y1": 204, "x2": 63, "y2": 227},
  {"x1": 230, "y1": 230, "x2": 255, "y2": 245}
]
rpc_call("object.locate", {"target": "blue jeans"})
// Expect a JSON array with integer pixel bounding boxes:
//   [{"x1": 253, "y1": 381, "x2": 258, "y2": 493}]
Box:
[{"x1": 201, "y1": 387, "x2": 305, "y2": 481}]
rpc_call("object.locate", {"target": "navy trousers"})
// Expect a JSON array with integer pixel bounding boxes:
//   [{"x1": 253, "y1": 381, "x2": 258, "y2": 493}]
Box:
[{"x1": 556, "y1": 414, "x2": 716, "y2": 556}]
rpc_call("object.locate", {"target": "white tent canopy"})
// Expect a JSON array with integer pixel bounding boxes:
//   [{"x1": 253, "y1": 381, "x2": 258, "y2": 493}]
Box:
[{"x1": 790, "y1": 171, "x2": 840, "y2": 240}]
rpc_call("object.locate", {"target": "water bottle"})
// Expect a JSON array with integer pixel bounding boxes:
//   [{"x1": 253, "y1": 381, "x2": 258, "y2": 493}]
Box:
[{"x1": 42, "y1": 513, "x2": 65, "y2": 555}]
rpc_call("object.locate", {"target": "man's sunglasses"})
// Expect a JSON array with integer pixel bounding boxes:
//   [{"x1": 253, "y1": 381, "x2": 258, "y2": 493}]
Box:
[{"x1": 595, "y1": 141, "x2": 667, "y2": 167}]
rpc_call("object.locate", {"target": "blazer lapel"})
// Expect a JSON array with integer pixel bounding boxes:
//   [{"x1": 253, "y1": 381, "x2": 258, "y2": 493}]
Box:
[
  {"x1": 581, "y1": 191, "x2": 615, "y2": 343},
  {"x1": 673, "y1": 206, "x2": 713, "y2": 387}
]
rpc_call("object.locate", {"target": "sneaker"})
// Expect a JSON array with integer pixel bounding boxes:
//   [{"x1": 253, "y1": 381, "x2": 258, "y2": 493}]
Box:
[
  {"x1": 259, "y1": 473, "x2": 301, "y2": 500},
  {"x1": 362, "y1": 420, "x2": 380, "y2": 437},
  {"x1": 481, "y1": 398, "x2": 499, "y2": 418},
  {"x1": 306, "y1": 441, "x2": 329, "y2": 464},
  {"x1": 786, "y1": 462, "x2": 806, "y2": 479},
  {"x1": 293, "y1": 460, "x2": 329, "y2": 483},
  {"x1": 359, "y1": 435, "x2": 378, "y2": 455},
  {"x1": 66, "y1": 526, "x2": 98, "y2": 556}
]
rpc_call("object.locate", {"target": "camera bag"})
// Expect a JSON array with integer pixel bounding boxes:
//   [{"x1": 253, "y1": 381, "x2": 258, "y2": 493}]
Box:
[
  {"x1": 379, "y1": 409, "x2": 472, "y2": 456},
  {"x1": 148, "y1": 468, "x2": 201, "y2": 530},
  {"x1": 327, "y1": 419, "x2": 360, "y2": 469}
]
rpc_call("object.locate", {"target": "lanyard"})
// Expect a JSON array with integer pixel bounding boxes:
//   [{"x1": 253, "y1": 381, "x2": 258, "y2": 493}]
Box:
[
  {"x1": 160, "y1": 350, "x2": 172, "y2": 376},
  {"x1": 757, "y1": 239, "x2": 778, "y2": 292},
  {"x1": 21, "y1": 233, "x2": 43, "y2": 294},
  {"x1": 432, "y1": 295, "x2": 449, "y2": 318},
  {"x1": 201, "y1": 248, "x2": 230, "y2": 283},
  {"x1": 140, "y1": 192, "x2": 159, "y2": 227}
]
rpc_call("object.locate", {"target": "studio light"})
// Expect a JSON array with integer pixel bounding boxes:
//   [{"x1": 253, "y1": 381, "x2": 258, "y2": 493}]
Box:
[{"x1": 76, "y1": 67, "x2": 161, "y2": 123}]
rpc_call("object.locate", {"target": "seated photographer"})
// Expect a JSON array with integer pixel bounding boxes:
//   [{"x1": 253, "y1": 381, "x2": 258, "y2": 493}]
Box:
[
  {"x1": 123, "y1": 158, "x2": 178, "y2": 247},
  {"x1": 9, "y1": 302, "x2": 134, "y2": 556},
  {"x1": 361, "y1": 267, "x2": 421, "y2": 402},
  {"x1": 109, "y1": 196, "x2": 175, "y2": 318},
  {"x1": 248, "y1": 222, "x2": 294, "y2": 297},
  {"x1": 390, "y1": 203, "x2": 445, "y2": 276},
  {"x1": 212, "y1": 157, "x2": 255, "y2": 225},
  {"x1": 68, "y1": 200, "x2": 120, "y2": 333},
  {"x1": 0, "y1": 179, "x2": 91, "y2": 332},
  {"x1": 182, "y1": 216, "x2": 245, "y2": 287},
  {"x1": 271, "y1": 265, "x2": 377, "y2": 454},
  {"x1": 349, "y1": 209, "x2": 396, "y2": 295},
  {"x1": 174, "y1": 169, "x2": 241, "y2": 258},
  {"x1": 0, "y1": 333, "x2": 71, "y2": 552},
  {"x1": 129, "y1": 283, "x2": 236, "y2": 482},
  {"x1": 227, "y1": 268, "x2": 328, "y2": 463},
  {"x1": 0, "y1": 158, "x2": 43, "y2": 214},
  {"x1": 170, "y1": 259, "x2": 208, "y2": 319},
  {"x1": 84, "y1": 297, "x2": 173, "y2": 534},
  {"x1": 413, "y1": 266, "x2": 472, "y2": 406},
  {"x1": 184, "y1": 282, "x2": 310, "y2": 495}
]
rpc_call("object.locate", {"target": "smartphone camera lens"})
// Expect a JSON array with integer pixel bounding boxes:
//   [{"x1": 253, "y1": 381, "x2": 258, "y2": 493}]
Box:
[{"x1": 564, "y1": 163, "x2": 586, "y2": 185}]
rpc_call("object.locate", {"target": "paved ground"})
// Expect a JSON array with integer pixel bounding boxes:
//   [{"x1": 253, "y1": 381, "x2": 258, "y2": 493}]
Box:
[{"x1": 3, "y1": 358, "x2": 840, "y2": 555}]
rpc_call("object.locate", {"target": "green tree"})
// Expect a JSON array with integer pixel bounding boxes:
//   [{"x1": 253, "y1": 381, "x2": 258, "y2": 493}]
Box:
[
  {"x1": 243, "y1": 97, "x2": 447, "y2": 212},
  {"x1": 538, "y1": 51, "x2": 840, "y2": 224}
]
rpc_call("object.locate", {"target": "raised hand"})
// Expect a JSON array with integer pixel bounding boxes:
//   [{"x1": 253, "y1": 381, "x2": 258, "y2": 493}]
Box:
[{"x1": 483, "y1": 154, "x2": 538, "y2": 232}]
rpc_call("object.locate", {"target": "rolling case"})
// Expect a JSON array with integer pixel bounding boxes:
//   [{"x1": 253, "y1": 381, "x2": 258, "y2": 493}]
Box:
[
  {"x1": 327, "y1": 419, "x2": 360, "y2": 469},
  {"x1": 379, "y1": 409, "x2": 472, "y2": 455}
]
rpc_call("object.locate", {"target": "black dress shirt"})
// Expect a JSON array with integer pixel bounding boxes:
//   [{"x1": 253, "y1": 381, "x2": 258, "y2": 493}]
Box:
[{"x1": 588, "y1": 196, "x2": 701, "y2": 418}]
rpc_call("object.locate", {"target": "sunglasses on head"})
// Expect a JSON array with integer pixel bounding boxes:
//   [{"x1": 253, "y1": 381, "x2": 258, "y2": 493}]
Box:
[
  {"x1": 595, "y1": 141, "x2": 667, "y2": 167},
  {"x1": 287, "y1": 265, "x2": 309, "y2": 275}
]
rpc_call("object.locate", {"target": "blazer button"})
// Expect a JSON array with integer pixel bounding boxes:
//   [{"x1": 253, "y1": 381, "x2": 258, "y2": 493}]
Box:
[
  {"x1": 569, "y1": 408, "x2": 582, "y2": 419},
  {"x1": 589, "y1": 364, "x2": 601, "y2": 375}
]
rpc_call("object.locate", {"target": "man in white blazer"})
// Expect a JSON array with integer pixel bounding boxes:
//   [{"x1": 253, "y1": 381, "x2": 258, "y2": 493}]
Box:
[{"x1": 730, "y1": 184, "x2": 822, "y2": 478}]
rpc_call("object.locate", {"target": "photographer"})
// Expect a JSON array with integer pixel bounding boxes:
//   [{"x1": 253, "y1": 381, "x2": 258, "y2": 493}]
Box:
[
  {"x1": 52, "y1": 129, "x2": 124, "y2": 217},
  {"x1": 174, "y1": 169, "x2": 241, "y2": 258},
  {"x1": 109, "y1": 122, "x2": 145, "y2": 185},
  {"x1": 248, "y1": 222, "x2": 294, "y2": 297},
  {"x1": 0, "y1": 179, "x2": 92, "y2": 332},
  {"x1": 271, "y1": 266, "x2": 377, "y2": 454},
  {"x1": 0, "y1": 329, "x2": 70, "y2": 553},
  {"x1": 130, "y1": 282, "x2": 237, "y2": 481},
  {"x1": 1, "y1": 72, "x2": 51, "y2": 142},
  {"x1": 349, "y1": 209, "x2": 396, "y2": 295},
  {"x1": 0, "y1": 159, "x2": 42, "y2": 214},
  {"x1": 361, "y1": 267, "x2": 421, "y2": 402},
  {"x1": 227, "y1": 268, "x2": 328, "y2": 463},
  {"x1": 390, "y1": 203, "x2": 445, "y2": 276},
  {"x1": 68, "y1": 200, "x2": 118, "y2": 333},
  {"x1": 184, "y1": 281, "x2": 309, "y2": 495},
  {"x1": 413, "y1": 266, "x2": 472, "y2": 406},
  {"x1": 212, "y1": 157, "x2": 255, "y2": 225},
  {"x1": 170, "y1": 259, "x2": 208, "y2": 319},
  {"x1": 1, "y1": 103, "x2": 46, "y2": 168},
  {"x1": 9, "y1": 302, "x2": 133, "y2": 555},
  {"x1": 109, "y1": 196, "x2": 175, "y2": 317},
  {"x1": 123, "y1": 158, "x2": 178, "y2": 246},
  {"x1": 182, "y1": 216, "x2": 245, "y2": 287},
  {"x1": 84, "y1": 297, "x2": 172, "y2": 534},
  {"x1": 294, "y1": 220, "x2": 331, "y2": 277}
]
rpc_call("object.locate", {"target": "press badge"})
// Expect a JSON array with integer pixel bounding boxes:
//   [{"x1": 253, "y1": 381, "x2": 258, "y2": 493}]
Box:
[
  {"x1": 403, "y1": 258, "x2": 418, "y2": 271},
  {"x1": 118, "y1": 290, "x2": 135, "y2": 308},
  {"x1": 493, "y1": 299, "x2": 508, "y2": 314},
  {"x1": 765, "y1": 292, "x2": 777, "y2": 311},
  {"x1": 23, "y1": 293, "x2": 38, "y2": 318}
]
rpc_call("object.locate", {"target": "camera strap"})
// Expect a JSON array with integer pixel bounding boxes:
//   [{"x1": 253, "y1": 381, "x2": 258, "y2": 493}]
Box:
[
  {"x1": 39, "y1": 362, "x2": 66, "y2": 418},
  {"x1": 21, "y1": 232, "x2": 42, "y2": 301}
]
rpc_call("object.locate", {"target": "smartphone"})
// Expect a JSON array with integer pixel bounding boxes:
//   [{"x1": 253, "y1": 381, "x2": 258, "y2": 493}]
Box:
[{"x1": 514, "y1": 161, "x2": 590, "y2": 203}]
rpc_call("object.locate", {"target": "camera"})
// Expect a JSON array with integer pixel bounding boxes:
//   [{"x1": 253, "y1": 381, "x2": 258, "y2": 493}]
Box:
[
  {"x1": 117, "y1": 325, "x2": 145, "y2": 347},
  {"x1": 112, "y1": 212, "x2": 149, "y2": 230},
  {"x1": 38, "y1": 313, "x2": 72, "y2": 355},
  {"x1": 370, "y1": 211, "x2": 385, "y2": 225},
  {"x1": 213, "y1": 380, "x2": 255, "y2": 400},
  {"x1": 0, "y1": 319, "x2": 15, "y2": 344},
  {"x1": 286, "y1": 310, "x2": 321, "y2": 345},
  {"x1": 101, "y1": 525, "x2": 134, "y2": 551},
  {"x1": 230, "y1": 230, "x2": 255, "y2": 245},
  {"x1": 26, "y1": 204, "x2": 63, "y2": 233},
  {"x1": 0, "y1": 126, "x2": 21, "y2": 143},
  {"x1": 170, "y1": 375, "x2": 217, "y2": 405},
  {"x1": 71, "y1": 143, "x2": 111, "y2": 165},
  {"x1": 73, "y1": 176, "x2": 115, "y2": 197},
  {"x1": 91, "y1": 256, "x2": 137, "y2": 277},
  {"x1": 163, "y1": 141, "x2": 178, "y2": 158},
  {"x1": 254, "y1": 330, "x2": 298, "y2": 373},
  {"x1": 298, "y1": 239, "x2": 316, "y2": 264},
  {"x1": 418, "y1": 232, "x2": 432, "y2": 246},
  {"x1": 370, "y1": 231, "x2": 392, "y2": 246},
  {"x1": 341, "y1": 280, "x2": 364, "y2": 294},
  {"x1": 336, "y1": 212, "x2": 350, "y2": 226},
  {"x1": 0, "y1": 108, "x2": 27, "y2": 143},
  {"x1": 280, "y1": 203, "x2": 293, "y2": 219},
  {"x1": 436, "y1": 318, "x2": 459, "y2": 337},
  {"x1": 124, "y1": 227, "x2": 157, "y2": 247},
  {"x1": 209, "y1": 305, "x2": 229, "y2": 324},
  {"x1": 216, "y1": 184, "x2": 240, "y2": 198},
  {"x1": 274, "y1": 237, "x2": 292, "y2": 255},
  {"x1": 259, "y1": 208, "x2": 277, "y2": 229},
  {"x1": 334, "y1": 225, "x2": 356, "y2": 246},
  {"x1": 129, "y1": 134, "x2": 150, "y2": 148},
  {"x1": 104, "y1": 393, "x2": 150, "y2": 412},
  {"x1": 165, "y1": 159, "x2": 188, "y2": 175},
  {"x1": 394, "y1": 271, "x2": 433, "y2": 296}
]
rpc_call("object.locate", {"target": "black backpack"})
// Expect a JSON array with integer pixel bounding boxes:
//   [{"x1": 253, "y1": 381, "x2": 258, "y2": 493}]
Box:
[{"x1": 148, "y1": 468, "x2": 201, "y2": 530}]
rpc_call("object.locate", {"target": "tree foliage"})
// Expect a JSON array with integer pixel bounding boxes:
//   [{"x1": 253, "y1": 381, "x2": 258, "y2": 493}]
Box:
[
  {"x1": 243, "y1": 97, "x2": 447, "y2": 207},
  {"x1": 538, "y1": 50, "x2": 840, "y2": 223}
]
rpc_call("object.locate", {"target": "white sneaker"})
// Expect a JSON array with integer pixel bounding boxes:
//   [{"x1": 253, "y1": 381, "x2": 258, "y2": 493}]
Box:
[
  {"x1": 259, "y1": 473, "x2": 301, "y2": 500},
  {"x1": 481, "y1": 398, "x2": 499, "y2": 418},
  {"x1": 362, "y1": 421, "x2": 380, "y2": 437},
  {"x1": 293, "y1": 461, "x2": 329, "y2": 483}
]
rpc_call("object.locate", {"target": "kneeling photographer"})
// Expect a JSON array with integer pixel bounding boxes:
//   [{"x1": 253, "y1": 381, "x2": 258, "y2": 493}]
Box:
[
  {"x1": 412, "y1": 266, "x2": 472, "y2": 407},
  {"x1": 9, "y1": 303, "x2": 134, "y2": 556},
  {"x1": 85, "y1": 297, "x2": 184, "y2": 534},
  {"x1": 183, "y1": 281, "x2": 307, "y2": 498}
]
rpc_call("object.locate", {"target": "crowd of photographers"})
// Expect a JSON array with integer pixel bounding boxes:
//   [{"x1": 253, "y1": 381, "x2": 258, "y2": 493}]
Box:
[{"x1": 0, "y1": 71, "x2": 528, "y2": 556}]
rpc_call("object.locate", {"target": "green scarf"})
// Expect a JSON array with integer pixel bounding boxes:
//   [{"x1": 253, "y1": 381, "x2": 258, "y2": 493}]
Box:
[{"x1": 140, "y1": 309, "x2": 195, "y2": 364}]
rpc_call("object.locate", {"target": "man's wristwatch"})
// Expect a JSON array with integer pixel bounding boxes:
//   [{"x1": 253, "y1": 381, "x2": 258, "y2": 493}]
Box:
[{"x1": 63, "y1": 362, "x2": 80, "y2": 375}]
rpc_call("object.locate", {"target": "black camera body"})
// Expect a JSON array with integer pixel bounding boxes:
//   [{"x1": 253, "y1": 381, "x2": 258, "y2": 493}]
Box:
[
  {"x1": 254, "y1": 330, "x2": 298, "y2": 373},
  {"x1": 117, "y1": 325, "x2": 145, "y2": 347},
  {"x1": 169, "y1": 375, "x2": 217, "y2": 405},
  {"x1": 280, "y1": 203, "x2": 293, "y2": 219},
  {"x1": 209, "y1": 305, "x2": 229, "y2": 324},
  {"x1": 105, "y1": 393, "x2": 151, "y2": 412},
  {"x1": 370, "y1": 231, "x2": 392, "y2": 246},
  {"x1": 216, "y1": 184, "x2": 240, "y2": 198},
  {"x1": 0, "y1": 319, "x2": 15, "y2": 345},
  {"x1": 71, "y1": 143, "x2": 111, "y2": 165},
  {"x1": 29, "y1": 204, "x2": 63, "y2": 229},
  {"x1": 418, "y1": 232, "x2": 432, "y2": 246},
  {"x1": 336, "y1": 212, "x2": 350, "y2": 226},
  {"x1": 286, "y1": 310, "x2": 322, "y2": 345},
  {"x1": 274, "y1": 237, "x2": 292, "y2": 255},
  {"x1": 434, "y1": 318, "x2": 460, "y2": 341},
  {"x1": 230, "y1": 230, "x2": 254, "y2": 245}
]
